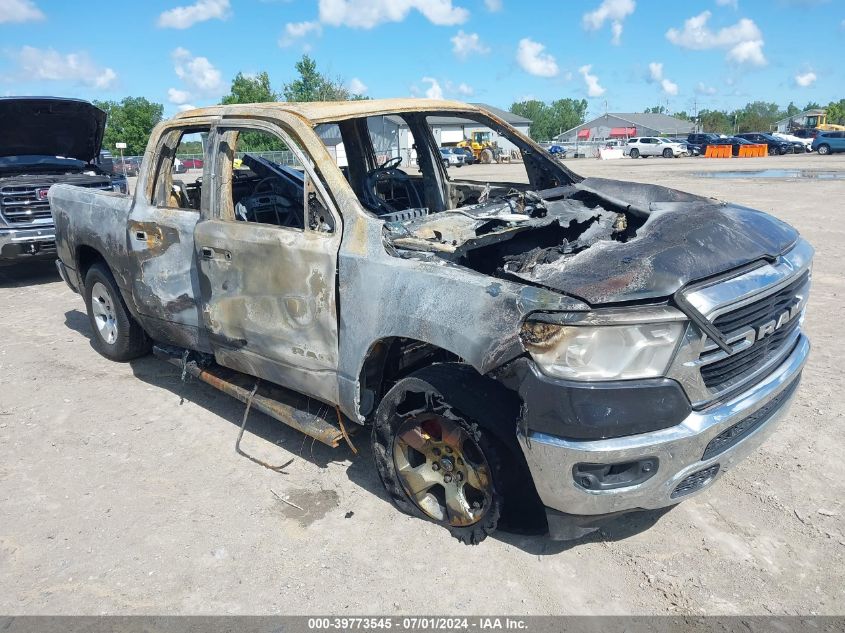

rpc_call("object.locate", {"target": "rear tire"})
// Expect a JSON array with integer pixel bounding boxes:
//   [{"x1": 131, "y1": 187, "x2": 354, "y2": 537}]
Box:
[
  {"x1": 371, "y1": 364, "x2": 542, "y2": 545},
  {"x1": 629, "y1": 148, "x2": 639, "y2": 159},
  {"x1": 817, "y1": 144, "x2": 830, "y2": 155},
  {"x1": 83, "y1": 262, "x2": 150, "y2": 362}
]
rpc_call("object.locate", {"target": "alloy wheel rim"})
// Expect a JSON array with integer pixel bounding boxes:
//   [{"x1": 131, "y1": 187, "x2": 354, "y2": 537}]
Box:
[
  {"x1": 392, "y1": 413, "x2": 492, "y2": 527},
  {"x1": 90, "y1": 281, "x2": 118, "y2": 345}
]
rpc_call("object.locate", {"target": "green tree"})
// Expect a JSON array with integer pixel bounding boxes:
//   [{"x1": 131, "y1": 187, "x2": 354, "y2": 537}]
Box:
[
  {"x1": 785, "y1": 101, "x2": 800, "y2": 117},
  {"x1": 282, "y1": 55, "x2": 366, "y2": 102},
  {"x1": 733, "y1": 101, "x2": 783, "y2": 133},
  {"x1": 643, "y1": 105, "x2": 666, "y2": 114},
  {"x1": 509, "y1": 98, "x2": 587, "y2": 141},
  {"x1": 698, "y1": 109, "x2": 733, "y2": 135},
  {"x1": 826, "y1": 99, "x2": 845, "y2": 125},
  {"x1": 93, "y1": 97, "x2": 164, "y2": 155},
  {"x1": 221, "y1": 71, "x2": 279, "y2": 105},
  {"x1": 803, "y1": 101, "x2": 821, "y2": 111}
]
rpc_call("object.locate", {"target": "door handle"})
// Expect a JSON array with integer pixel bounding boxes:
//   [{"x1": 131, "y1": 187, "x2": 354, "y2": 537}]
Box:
[
  {"x1": 135, "y1": 231, "x2": 147, "y2": 241},
  {"x1": 201, "y1": 247, "x2": 215, "y2": 260}
]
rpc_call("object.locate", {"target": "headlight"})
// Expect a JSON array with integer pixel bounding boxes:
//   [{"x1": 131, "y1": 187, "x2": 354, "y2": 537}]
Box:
[{"x1": 522, "y1": 320, "x2": 684, "y2": 381}]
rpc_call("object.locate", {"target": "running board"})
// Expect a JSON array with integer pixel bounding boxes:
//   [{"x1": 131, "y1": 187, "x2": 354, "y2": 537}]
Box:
[{"x1": 153, "y1": 346, "x2": 345, "y2": 448}]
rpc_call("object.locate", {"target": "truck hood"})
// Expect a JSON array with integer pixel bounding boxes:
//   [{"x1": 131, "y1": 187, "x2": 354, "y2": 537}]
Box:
[
  {"x1": 0, "y1": 97, "x2": 106, "y2": 162},
  {"x1": 385, "y1": 177, "x2": 799, "y2": 305}
]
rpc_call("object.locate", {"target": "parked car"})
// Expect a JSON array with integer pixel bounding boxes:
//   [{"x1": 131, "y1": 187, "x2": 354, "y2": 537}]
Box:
[
  {"x1": 454, "y1": 147, "x2": 476, "y2": 165},
  {"x1": 735, "y1": 133, "x2": 794, "y2": 155},
  {"x1": 626, "y1": 137, "x2": 686, "y2": 158},
  {"x1": 439, "y1": 147, "x2": 465, "y2": 168},
  {"x1": 687, "y1": 133, "x2": 721, "y2": 146},
  {"x1": 0, "y1": 97, "x2": 128, "y2": 266},
  {"x1": 112, "y1": 157, "x2": 140, "y2": 177},
  {"x1": 699, "y1": 136, "x2": 756, "y2": 157},
  {"x1": 773, "y1": 132, "x2": 812, "y2": 153},
  {"x1": 668, "y1": 138, "x2": 700, "y2": 156},
  {"x1": 812, "y1": 131, "x2": 845, "y2": 155},
  {"x1": 50, "y1": 99, "x2": 812, "y2": 545},
  {"x1": 181, "y1": 158, "x2": 204, "y2": 170},
  {"x1": 549, "y1": 145, "x2": 566, "y2": 158}
]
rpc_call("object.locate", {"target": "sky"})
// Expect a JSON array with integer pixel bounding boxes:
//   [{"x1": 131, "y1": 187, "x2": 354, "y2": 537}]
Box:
[{"x1": 0, "y1": 0, "x2": 842, "y2": 120}]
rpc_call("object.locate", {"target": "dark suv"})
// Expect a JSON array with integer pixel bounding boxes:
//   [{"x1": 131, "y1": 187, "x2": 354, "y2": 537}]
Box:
[
  {"x1": 687, "y1": 133, "x2": 720, "y2": 146},
  {"x1": 735, "y1": 133, "x2": 793, "y2": 155}
]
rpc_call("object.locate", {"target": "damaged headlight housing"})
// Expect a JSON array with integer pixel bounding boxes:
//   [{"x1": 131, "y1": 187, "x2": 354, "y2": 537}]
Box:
[{"x1": 522, "y1": 318, "x2": 685, "y2": 381}]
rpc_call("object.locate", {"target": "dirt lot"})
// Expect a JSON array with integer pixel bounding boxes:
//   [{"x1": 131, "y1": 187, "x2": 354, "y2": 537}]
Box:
[{"x1": 1, "y1": 153, "x2": 843, "y2": 615}]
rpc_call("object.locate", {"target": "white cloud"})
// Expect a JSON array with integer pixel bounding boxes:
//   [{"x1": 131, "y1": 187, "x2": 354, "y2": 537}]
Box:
[
  {"x1": 610, "y1": 22, "x2": 623, "y2": 45},
  {"x1": 15, "y1": 46, "x2": 117, "y2": 89},
  {"x1": 582, "y1": 0, "x2": 635, "y2": 45},
  {"x1": 158, "y1": 0, "x2": 230, "y2": 29},
  {"x1": 172, "y1": 47, "x2": 223, "y2": 96},
  {"x1": 716, "y1": 0, "x2": 738, "y2": 8},
  {"x1": 279, "y1": 20, "x2": 322, "y2": 46},
  {"x1": 445, "y1": 80, "x2": 474, "y2": 96},
  {"x1": 666, "y1": 11, "x2": 767, "y2": 66},
  {"x1": 0, "y1": 0, "x2": 44, "y2": 23},
  {"x1": 451, "y1": 30, "x2": 490, "y2": 59},
  {"x1": 578, "y1": 64, "x2": 605, "y2": 97},
  {"x1": 695, "y1": 81, "x2": 717, "y2": 95},
  {"x1": 168, "y1": 88, "x2": 192, "y2": 104},
  {"x1": 484, "y1": 0, "x2": 502, "y2": 11},
  {"x1": 349, "y1": 77, "x2": 368, "y2": 94},
  {"x1": 516, "y1": 38, "x2": 558, "y2": 77},
  {"x1": 317, "y1": 0, "x2": 468, "y2": 29},
  {"x1": 420, "y1": 77, "x2": 444, "y2": 99},
  {"x1": 794, "y1": 70, "x2": 817, "y2": 87},
  {"x1": 648, "y1": 62, "x2": 679, "y2": 96}
]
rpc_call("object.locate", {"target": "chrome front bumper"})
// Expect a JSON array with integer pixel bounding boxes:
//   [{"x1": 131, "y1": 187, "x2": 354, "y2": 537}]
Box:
[
  {"x1": 517, "y1": 334, "x2": 809, "y2": 516},
  {"x1": 0, "y1": 226, "x2": 56, "y2": 261}
]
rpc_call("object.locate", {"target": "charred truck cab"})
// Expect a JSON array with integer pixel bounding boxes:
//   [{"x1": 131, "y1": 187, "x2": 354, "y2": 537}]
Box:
[{"x1": 49, "y1": 100, "x2": 812, "y2": 544}]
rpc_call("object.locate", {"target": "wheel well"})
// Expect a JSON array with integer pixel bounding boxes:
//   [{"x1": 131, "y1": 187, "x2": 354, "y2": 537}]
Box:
[
  {"x1": 358, "y1": 337, "x2": 459, "y2": 418},
  {"x1": 76, "y1": 245, "x2": 107, "y2": 280}
]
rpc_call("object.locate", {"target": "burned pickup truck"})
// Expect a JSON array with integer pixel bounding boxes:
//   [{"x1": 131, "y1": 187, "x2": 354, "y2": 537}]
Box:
[
  {"x1": 0, "y1": 97, "x2": 127, "y2": 265},
  {"x1": 50, "y1": 100, "x2": 812, "y2": 544}
]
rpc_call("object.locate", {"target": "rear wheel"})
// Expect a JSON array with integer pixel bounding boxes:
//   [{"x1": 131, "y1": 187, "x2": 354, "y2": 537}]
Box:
[
  {"x1": 817, "y1": 144, "x2": 830, "y2": 155},
  {"x1": 371, "y1": 364, "x2": 541, "y2": 544},
  {"x1": 83, "y1": 263, "x2": 150, "y2": 362},
  {"x1": 480, "y1": 148, "x2": 494, "y2": 164},
  {"x1": 629, "y1": 148, "x2": 639, "y2": 159}
]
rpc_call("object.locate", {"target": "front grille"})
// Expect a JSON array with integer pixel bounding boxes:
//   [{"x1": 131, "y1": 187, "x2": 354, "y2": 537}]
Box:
[
  {"x1": 671, "y1": 464, "x2": 720, "y2": 498},
  {"x1": 700, "y1": 271, "x2": 809, "y2": 391},
  {"x1": 0, "y1": 181, "x2": 111, "y2": 225},
  {"x1": 701, "y1": 376, "x2": 800, "y2": 461}
]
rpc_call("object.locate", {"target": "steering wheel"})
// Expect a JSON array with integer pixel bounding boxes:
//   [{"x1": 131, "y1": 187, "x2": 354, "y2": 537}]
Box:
[
  {"x1": 253, "y1": 176, "x2": 284, "y2": 196},
  {"x1": 379, "y1": 155, "x2": 403, "y2": 171},
  {"x1": 364, "y1": 156, "x2": 422, "y2": 215},
  {"x1": 245, "y1": 176, "x2": 303, "y2": 229}
]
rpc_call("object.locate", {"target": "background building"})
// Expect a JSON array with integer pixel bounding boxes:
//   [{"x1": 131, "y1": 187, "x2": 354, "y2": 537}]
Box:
[{"x1": 555, "y1": 112, "x2": 694, "y2": 143}]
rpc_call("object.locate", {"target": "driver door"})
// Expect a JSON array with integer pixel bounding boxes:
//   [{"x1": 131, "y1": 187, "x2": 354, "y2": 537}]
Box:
[{"x1": 194, "y1": 119, "x2": 342, "y2": 404}]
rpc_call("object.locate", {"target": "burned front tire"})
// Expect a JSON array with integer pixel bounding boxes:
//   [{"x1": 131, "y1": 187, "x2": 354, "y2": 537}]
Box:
[
  {"x1": 371, "y1": 364, "x2": 539, "y2": 545},
  {"x1": 83, "y1": 262, "x2": 151, "y2": 362}
]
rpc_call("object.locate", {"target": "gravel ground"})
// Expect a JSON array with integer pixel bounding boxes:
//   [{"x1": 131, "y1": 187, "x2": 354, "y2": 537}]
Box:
[{"x1": 1, "y1": 152, "x2": 843, "y2": 615}]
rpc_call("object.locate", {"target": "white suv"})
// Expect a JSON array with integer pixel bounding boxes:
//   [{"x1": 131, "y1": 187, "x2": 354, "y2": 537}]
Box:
[{"x1": 626, "y1": 137, "x2": 686, "y2": 158}]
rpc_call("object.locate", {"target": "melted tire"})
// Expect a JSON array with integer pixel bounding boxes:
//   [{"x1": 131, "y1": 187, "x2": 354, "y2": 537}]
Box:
[{"x1": 371, "y1": 363, "x2": 542, "y2": 545}]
